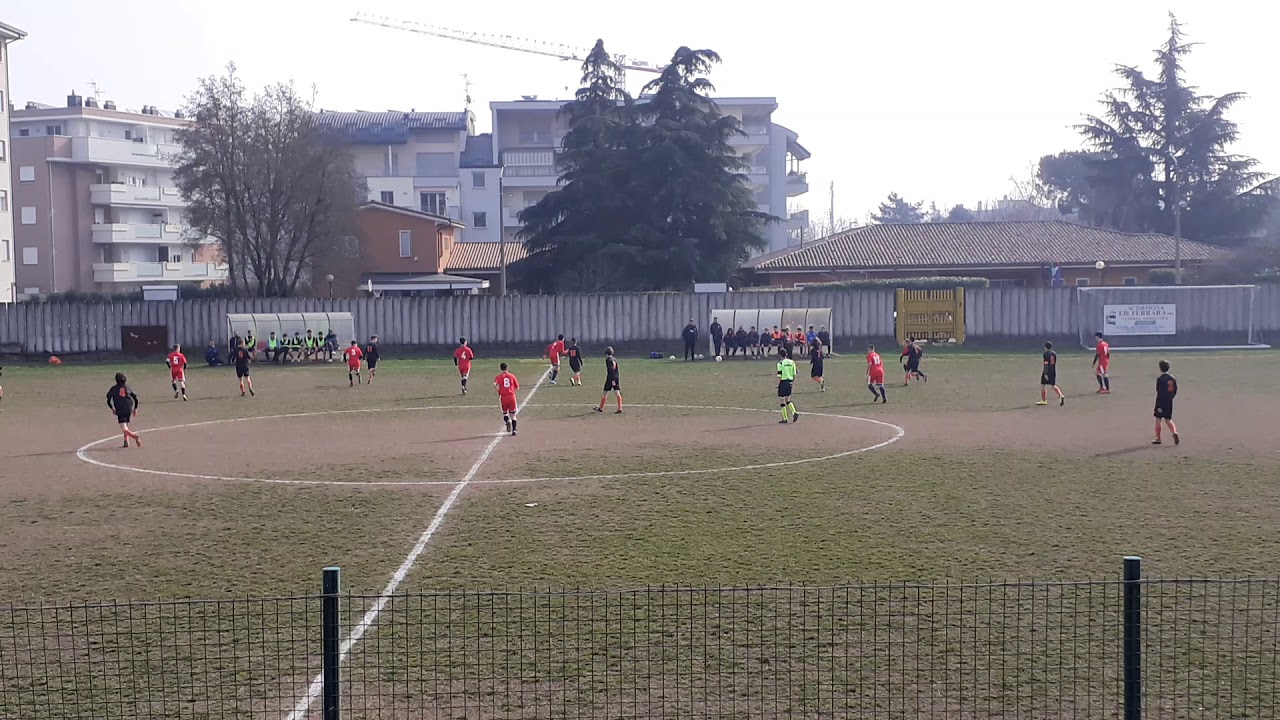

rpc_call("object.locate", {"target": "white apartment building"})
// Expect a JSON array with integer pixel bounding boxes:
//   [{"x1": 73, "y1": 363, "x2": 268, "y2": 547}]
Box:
[
  {"x1": 0, "y1": 21, "x2": 26, "y2": 302},
  {"x1": 9, "y1": 92, "x2": 224, "y2": 296},
  {"x1": 331, "y1": 97, "x2": 810, "y2": 255}
]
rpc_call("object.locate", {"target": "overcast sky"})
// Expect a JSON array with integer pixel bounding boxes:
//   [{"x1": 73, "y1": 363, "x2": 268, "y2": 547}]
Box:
[{"x1": 5, "y1": 1, "x2": 1276, "y2": 222}]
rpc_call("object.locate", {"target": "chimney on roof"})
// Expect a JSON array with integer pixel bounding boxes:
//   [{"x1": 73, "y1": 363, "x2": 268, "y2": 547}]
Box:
[
  {"x1": 67, "y1": 91, "x2": 83, "y2": 108},
  {"x1": 103, "y1": 100, "x2": 117, "y2": 111},
  {"x1": 84, "y1": 97, "x2": 99, "y2": 108},
  {"x1": 175, "y1": 110, "x2": 185, "y2": 119},
  {"x1": 25, "y1": 101, "x2": 39, "y2": 110}
]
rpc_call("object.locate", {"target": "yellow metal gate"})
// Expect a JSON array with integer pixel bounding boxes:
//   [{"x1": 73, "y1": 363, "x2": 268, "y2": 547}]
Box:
[{"x1": 895, "y1": 288, "x2": 966, "y2": 345}]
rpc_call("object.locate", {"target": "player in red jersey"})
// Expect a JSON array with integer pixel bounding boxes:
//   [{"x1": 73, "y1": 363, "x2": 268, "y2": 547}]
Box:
[
  {"x1": 453, "y1": 337, "x2": 475, "y2": 395},
  {"x1": 343, "y1": 341, "x2": 364, "y2": 387},
  {"x1": 546, "y1": 334, "x2": 566, "y2": 385},
  {"x1": 165, "y1": 344, "x2": 189, "y2": 401},
  {"x1": 494, "y1": 362, "x2": 520, "y2": 436},
  {"x1": 1092, "y1": 332, "x2": 1112, "y2": 394},
  {"x1": 866, "y1": 344, "x2": 887, "y2": 403}
]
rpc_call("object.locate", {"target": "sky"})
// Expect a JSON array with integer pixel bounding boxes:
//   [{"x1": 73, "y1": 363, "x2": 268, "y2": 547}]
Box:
[{"x1": 5, "y1": 1, "x2": 1277, "y2": 224}]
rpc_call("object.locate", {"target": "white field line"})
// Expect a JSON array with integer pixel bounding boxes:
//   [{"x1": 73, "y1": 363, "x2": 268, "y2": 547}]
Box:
[
  {"x1": 283, "y1": 369, "x2": 550, "y2": 720},
  {"x1": 75, "y1": 405, "x2": 905, "y2": 487}
]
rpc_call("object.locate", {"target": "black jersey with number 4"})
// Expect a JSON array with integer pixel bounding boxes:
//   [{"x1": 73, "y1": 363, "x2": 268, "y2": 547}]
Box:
[
  {"x1": 1156, "y1": 373, "x2": 1178, "y2": 402},
  {"x1": 106, "y1": 383, "x2": 139, "y2": 413}
]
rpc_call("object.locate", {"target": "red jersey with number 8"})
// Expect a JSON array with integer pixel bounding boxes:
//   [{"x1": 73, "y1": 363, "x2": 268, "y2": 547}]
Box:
[{"x1": 495, "y1": 371, "x2": 519, "y2": 413}]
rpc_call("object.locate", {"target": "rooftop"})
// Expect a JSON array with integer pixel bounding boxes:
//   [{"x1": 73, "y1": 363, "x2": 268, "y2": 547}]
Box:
[
  {"x1": 0, "y1": 21, "x2": 26, "y2": 41},
  {"x1": 357, "y1": 201, "x2": 465, "y2": 228},
  {"x1": 313, "y1": 110, "x2": 470, "y2": 143},
  {"x1": 748, "y1": 221, "x2": 1230, "y2": 271},
  {"x1": 445, "y1": 242, "x2": 529, "y2": 272}
]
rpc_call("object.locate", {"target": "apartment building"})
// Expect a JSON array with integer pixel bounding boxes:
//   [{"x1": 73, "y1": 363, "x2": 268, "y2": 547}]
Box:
[
  {"x1": 329, "y1": 97, "x2": 811, "y2": 259},
  {"x1": 490, "y1": 96, "x2": 811, "y2": 254},
  {"x1": 0, "y1": 21, "x2": 25, "y2": 303},
  {"x1": 9, "y1": 93, "x2": 225, "y2": 298}
]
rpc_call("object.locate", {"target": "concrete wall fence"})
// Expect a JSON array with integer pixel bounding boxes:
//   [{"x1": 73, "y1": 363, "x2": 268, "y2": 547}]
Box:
[{"x1": 0, "y1": 286, "x2": 1275, "y2": 355}]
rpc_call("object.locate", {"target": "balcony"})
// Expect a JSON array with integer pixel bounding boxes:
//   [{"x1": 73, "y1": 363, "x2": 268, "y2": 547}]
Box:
[
  {"x1": 93, "y1": 262, "x2": 229, "y2": 283},
  {"x1": 90, "y1": 183, "x2": 186, "y2": 207},
  {"x1": 92, "y1": 223, "x2": 201, "y2": 244},
  {"x1": 731, "y1": 126, "x2": 770, "y2": 150},
  {"x1": 786, "y1": 171, "x2": 809, "y2": 196},
  {"x1": 72, "y1": 137, "x2": 182, "y2": 168},
  {"x1": 501, "y1": 149, "x2": 559, "y2": 187}
]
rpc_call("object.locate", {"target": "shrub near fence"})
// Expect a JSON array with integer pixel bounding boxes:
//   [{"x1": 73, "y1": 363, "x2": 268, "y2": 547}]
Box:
[
  {"x1": 2, "y1": 560, "x2": 1278, "y2": 719},
  {"x1": 0, "y1": 286, "x2": 1276, "y2": 355}
]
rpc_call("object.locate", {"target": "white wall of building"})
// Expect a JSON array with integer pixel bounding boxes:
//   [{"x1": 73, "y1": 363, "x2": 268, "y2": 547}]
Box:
[
  {"x1": 460, "y1": 167, "x2": 501, "y2": 242},
  {"x1": 0, "y1": 34, "x2": 19, "y2": 302}
]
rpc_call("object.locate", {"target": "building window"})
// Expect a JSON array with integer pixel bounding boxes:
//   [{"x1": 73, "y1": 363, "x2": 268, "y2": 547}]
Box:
[
  {"x1": 472, "y1": 171, "x2": 486, "y2": 189},
  {"x1": 19, "y1": 166, "x2": 34, "y2": 182},
  {"x1": 399, "y1": 230, "x2": 412, "y2": 258},
  {"x1": 20, "y1": 207, "x2": 36, "y2": 225},
  {"x1": 18, "y1": 128, "x2": 29, "y2": 137},
  {"x1": 1123, "y1": 276, "x2": 1138, "y2": 286},
  {"x1": 415, "y1": 152, "x2": 454, "y2": 176},
  {"x1": 379, "y1": 190, "x2": 395, "y2": 204},
  {"x1": 1075, "y1": 278, "x2": 1091, "y2": 287},
  {"x1": 0, "y1": 140, "x2": 6, "y2": 161},
  {"x1": 1, "y1": 240, "x2": 8, "y2": 262},
  {"x1": 0, "y1": 90, "x2": 4, "y2": 112},
  {"x1": 518, "y1": 130, "x2": 552, "y2": 145},
  {"x1": 473, "y1": 211, "x2": 488, "y2": 229},
  {"x1": 420, "y1": 192, "x2": 446, "y2": 216},
  {"x1": 0, "y1": 190, "x2": 7, "y2": 212},
  {"x1": 388, "y1": 152, "x2": 400, "y2": 176},
  {"x1": 46, "y1": 125, "x2": 63, "y2": 136},
  {"x1": 22, "y1": 247, "x2": 38, "y2": 265}
]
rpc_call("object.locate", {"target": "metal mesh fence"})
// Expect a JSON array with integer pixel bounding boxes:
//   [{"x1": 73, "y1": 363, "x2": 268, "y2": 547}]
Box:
[{"x1": 2, "y1": 578, "x2": 1277, "y2": 719}]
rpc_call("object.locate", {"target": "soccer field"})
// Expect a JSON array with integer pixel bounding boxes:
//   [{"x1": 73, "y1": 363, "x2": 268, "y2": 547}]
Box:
[
  {"x1": 2, "y1": 347, "x2": 1278, "y2": 601},
  {"x1": 4, "y1": 347, "x2": 1280, "y2": 718}
]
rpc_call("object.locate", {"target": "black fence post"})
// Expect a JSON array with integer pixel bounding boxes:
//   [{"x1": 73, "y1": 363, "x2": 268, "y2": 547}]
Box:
[
  {"x1": 1123, "y1": 556, "x2": 1143, "y2": 720},
  {"x1": 322, "y1": 567, "x2": 341, "y2": 720}
]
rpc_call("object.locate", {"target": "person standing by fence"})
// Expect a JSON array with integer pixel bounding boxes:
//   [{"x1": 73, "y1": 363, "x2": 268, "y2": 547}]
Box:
[
  {"x1": 710, "y1": 317, "x2": 724, "y2": 358},
  {"x1": 682, "y1": 319, "x2": 699, "y2": 361}
]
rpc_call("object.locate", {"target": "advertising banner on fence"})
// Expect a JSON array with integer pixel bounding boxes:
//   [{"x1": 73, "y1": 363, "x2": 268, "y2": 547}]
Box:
[{"x1": 1104, "y1": 303, "x2": 1177, "y2": 336}]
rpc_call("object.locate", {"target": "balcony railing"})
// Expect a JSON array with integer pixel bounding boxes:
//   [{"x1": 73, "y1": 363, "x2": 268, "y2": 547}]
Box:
[
  {"x1": 90, "y1": 183, "x2": 185, "y2": 207},
  {"x1": 93, "y1": 262, "x2": 229, "y2": 283},
  {"x1": 91, "y1": 223, "x2": 204, "y2": 244},
  {"x1": 72, "y1": 137, "x2": 181, "y2": 167}
]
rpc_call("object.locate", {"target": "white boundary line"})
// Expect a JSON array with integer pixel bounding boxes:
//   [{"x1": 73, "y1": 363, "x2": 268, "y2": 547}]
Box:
[
  {"x1": 283, "y1": 369, "x2": 551, "y2": 720},
  {"x1": 74, "y1": 404, "x2": 905, "y2": 486}
]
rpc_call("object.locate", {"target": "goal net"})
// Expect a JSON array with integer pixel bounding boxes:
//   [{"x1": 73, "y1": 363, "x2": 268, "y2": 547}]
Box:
[{"x1": 1076, "y1": 285, "x2": 1269, "y2": 351}]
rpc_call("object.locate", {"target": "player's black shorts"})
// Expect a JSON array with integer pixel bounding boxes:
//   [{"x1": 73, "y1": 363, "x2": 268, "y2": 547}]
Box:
[
  {"x1": 368, "y1": 358, "x2": 378, "y2": 370},
  {"x1": 1154, "y1": 403, "x2": 1174, "y2": 420},
  {"x1": 777, "y1": 380, "x2": 793, "y2": 398},
  {"x1": 1040, "y1": 370, "x2": 1056, "y2": 386},
  {"x1": 115, "y1": 409, "x2": 133, "y2": 424},
  {"x1": 905, "y1": 358, "x2": 920, "y2": 372},
  {"x1": 570, "y1": 358, "x2": 582, "y2": 373},
  {"x1": 810, "y1": 364, "x2": 824, "y2": 378},
  {"x1": 603, "y1": 377, "x2": 620, "y2": 392},
  {"x1": 236, "y1": 364, "x2": 251, "y2": 378}
]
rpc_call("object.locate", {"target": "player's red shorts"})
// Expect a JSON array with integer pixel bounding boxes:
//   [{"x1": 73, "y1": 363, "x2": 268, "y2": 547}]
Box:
[
  {"x1": 1097, "y1": 361, "x2": 1110, "y2": 373},
  {"x1": 170, "y1": 368, "x2": 185, "y2": 382},
  {"x1": 458, "y1": 363, "x2": 472, "y2": 377},
  {"x1": 868, "y1": 370, "x2": 885, "y2": 384},
  {"x1": 348, "y1": 361, "x2": 361, "y2": 371},
  {"x1": 499, "y1": 394, "x2": 518, "y2": 414}
]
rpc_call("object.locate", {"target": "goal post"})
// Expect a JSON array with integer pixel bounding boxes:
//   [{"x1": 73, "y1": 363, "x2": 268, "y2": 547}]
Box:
[{"x1": 1076, "y1": 285, "x2": 1269, "y2": 351}]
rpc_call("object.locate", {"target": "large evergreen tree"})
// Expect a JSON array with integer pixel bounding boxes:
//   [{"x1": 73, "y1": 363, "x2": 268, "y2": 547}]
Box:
[
  {"x1": 514, "y1": 43, "x2": 769, "y2": 292},
  {"x1": 1040, "y1": 14, "x2": 1275, "y2": 244}
]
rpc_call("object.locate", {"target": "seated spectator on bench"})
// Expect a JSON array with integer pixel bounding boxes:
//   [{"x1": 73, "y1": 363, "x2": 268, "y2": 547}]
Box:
[{"x1": 206, "y1": 341, "x2": 225, "y2": 366}]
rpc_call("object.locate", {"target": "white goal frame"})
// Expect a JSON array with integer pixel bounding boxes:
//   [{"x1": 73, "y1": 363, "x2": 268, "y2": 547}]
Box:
[{"x1": 1076, "y1": 285, "x2": 1270, "y2": 352}]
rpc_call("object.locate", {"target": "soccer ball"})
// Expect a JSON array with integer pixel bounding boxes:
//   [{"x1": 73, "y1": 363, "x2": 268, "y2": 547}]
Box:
[
  {"x1": 696, "y1": 353, "x2": 705, "y2": 360},
  {"x1": 715, "y1": 355, "x2": 723, "y2": 362},
  {"x1": 669, "y1": 355, "x2": 676, "y2": 360}
]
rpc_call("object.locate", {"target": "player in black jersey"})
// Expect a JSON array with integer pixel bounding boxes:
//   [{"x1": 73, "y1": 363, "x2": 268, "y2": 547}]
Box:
[
  {"x1": 593, "y1": 347, "x2": 623, "y2": 414},
  {"x1": 1036, "y1": 341, "x2": 1065, "y2": 406},
  {"x1": 106, "y1": 372, "x2": 142, "y2": 448},
  {"x1": 1153, "y1": 360, "x2": 1180, "y2": 445}
]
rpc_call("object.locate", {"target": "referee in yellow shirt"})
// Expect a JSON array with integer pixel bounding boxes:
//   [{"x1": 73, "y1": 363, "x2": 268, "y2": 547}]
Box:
[{"x1": 777, "y1": 349, "x2": 799, "y2": 424}]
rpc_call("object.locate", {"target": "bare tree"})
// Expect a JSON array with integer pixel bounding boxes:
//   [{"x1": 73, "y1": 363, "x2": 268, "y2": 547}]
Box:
[
  {"x1": 173, "y1": 65, "x2": 363, "y2": 297},
  {"x1": 789, "y1": 210, "x2": 858, "y2": 244}
]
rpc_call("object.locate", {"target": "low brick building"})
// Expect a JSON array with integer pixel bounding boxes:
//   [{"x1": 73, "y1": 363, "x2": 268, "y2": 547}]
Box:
[
  {"x1": 747, "y1": 221, "x2": 1228, "y2": 287},
  {"x1": 321, "y1": 202, "x2": 528, "y2": 296}
]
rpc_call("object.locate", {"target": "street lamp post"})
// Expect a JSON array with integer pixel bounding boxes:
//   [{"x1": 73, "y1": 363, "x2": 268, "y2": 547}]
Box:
[
  {"x1": 1095, "y1": 260, "x2": 1106, "y2": 286},
  {"x1": 325, "y1": 274, "x2": 335, "y2": 299},
  {"x1": 1166, "y1": 153, "x2": 1182, "y2": 284}
]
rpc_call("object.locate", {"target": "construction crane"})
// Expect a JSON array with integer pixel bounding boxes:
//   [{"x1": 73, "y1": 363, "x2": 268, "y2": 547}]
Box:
[{"x1": 349, "y1": 13, "x2": 666, "y2": 84}]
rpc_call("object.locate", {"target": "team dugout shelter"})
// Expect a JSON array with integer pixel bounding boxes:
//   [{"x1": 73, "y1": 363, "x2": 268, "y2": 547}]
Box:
[
  {"x1": 226, "y1": 313, "x2": 356, "y2": 351},
  {"x1": 709, "y1": 308, "x2": 833, "y2": 355}
]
